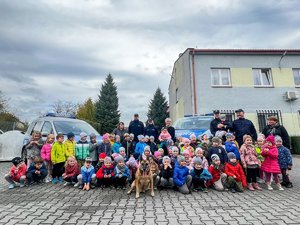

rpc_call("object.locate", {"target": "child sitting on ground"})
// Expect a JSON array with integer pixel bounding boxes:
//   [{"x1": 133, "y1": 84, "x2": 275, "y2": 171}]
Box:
[
  {"x1": 190, "y1": 157, "x2": 212, "y2": 193},
  {"x1": 126, "y1": 156, "x2": 138, "y2": 184},
  {"x1": 173, "y1": 155, "x2": 192, "y2": 194},
  {"x1": 224, "y1": 153, "x2": 246, "y2": 193},
  {"x1": 240, "y1": 135, "x2": 262, "y2": 191},
  {"x1": 26, "y1": 156, "x2": 48, "y2": 185},
  {"x1": 4, "y1": 157, "x2": 27, "y2": 189},
  {"x1": 77, "y1": 157, "x2": 96, "y2": 190},
  {"x1": 150, "y1": 159, "x2": 160, "y2": 189},
  {"x1": 114, "y1": 156, "x2": 130, "y2": 190},
  {"x1": 96, "y1": 156, "x2": 115, "y2": 188},
  {"x1": 261, "y1": 135, "x2": 283, "y2": 191},
  {"x1": 276, "y1": 136, "x2": 293, "y2": 188},
  {"x1": 63, "y1": 156, "x2": 80, "y2": 186},
  {"x1": 207, "y1": 154, "x2": 227, "y2": 191},
  {"x1": 95, "y1": 152, "x2": 106, "y2": 173},
  {"x1": 41, "y1": 133, "x2": 55, "y2": 182},
  {"x1": 160, "y1": 156, "x2": 174, "y2": 189}
]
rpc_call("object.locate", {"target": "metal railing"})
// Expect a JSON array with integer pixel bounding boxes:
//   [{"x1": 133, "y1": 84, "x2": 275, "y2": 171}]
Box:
[{"x1": 256, "y1": 110, "x2": 282, "y2": 132}]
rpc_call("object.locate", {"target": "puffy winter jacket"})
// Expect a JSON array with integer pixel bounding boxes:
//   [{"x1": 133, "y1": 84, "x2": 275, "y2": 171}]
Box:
[
  {"x1": 9, "y1": 164, "x2": 27, "y2": 182},
  {"x1": 114, "y1": 165, "x2": 130, "y2": 178},
  {"x1": 41, "y1": 143, "x2": 52, "y2": 161},
  {"x1": 225, "y1": 162, "x2": 246, "y2": 187},
  {"x1": 51, "y1": 142, "x2": 66, "y2": 164},
  {"x1": 224, "y1": 141, "x2": 240, "y2": 160},
  {"x1": 135, "y1": 142, "x2": 147, "y2": 156},
  {"x1": 207, "y1": 165, "x2": 224, "y2": 187},
  {"x1": 75, "y1": 140, "x2": 90, "y2": 160},
  {"x1": 113, "y1": 142, "x2": 122, "y2": 154},
  {"x1": 161, "y1": 166, "x2": 173, "y2": 179},
  {"x1": 208, "y1": 146, "x2": 228, "y2": 165},
  {"x1": 96, "y1": 165, "x2": 115, "y2": 179},
  {"x1": 261, "y1": 145, "x2": 281, "y2": 174},
  {"x1": 65, "y1": 163, "x2": 80, "y2": 178},
  {"x1": 27, "y1": 162, "x2": 48, "y2": 177},
  {"x1": 277, "y1": 145, "x2": 293, "y2": 169},
  {"x1": 190, "y1": 168, "x2": 212, "y2": 181},
  {"x1": 240, "y1": 144, "x2": 261, "y2": 168},
  {"x1": 232, "y1": 118, "x2": 257, "y2": 147},
  {"x1": 65, "y1": 140, "x2": 76, "y2": 157},
  {"x1": 81, "y1": 165, "x2": 95, "y2": 183},
  {"x1": 173, "y1": 164, "x2": 189, "y2": 187}
]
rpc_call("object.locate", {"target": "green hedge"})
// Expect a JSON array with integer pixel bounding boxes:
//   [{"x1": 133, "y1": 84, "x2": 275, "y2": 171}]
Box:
[{"x1": 291, "y1": 136, "x2": 300, "y2": 154}]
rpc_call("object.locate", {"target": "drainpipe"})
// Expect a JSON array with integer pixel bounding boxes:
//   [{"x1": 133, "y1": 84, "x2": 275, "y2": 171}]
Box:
[{"x1": 192, "y1": 49, "x2": 197, "y2": 115}]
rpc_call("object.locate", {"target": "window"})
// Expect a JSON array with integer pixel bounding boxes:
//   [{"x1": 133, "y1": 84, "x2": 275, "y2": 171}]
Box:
[
  {"x1": 256, "y1": 110, "x2": 282, "y2": 132},
  {"x1": 211, "y1": 68, "x2": 231, "y2": 86},
  {"x1": 253, "y1": 69, "x2": 273, "y2": 87},
  {"x1": 293, "y1": 69, "x2": 300, "y2": 86},
  {"x1": 41, "y1": 121, "x2": 53, "y2": 135},
  {"x1": 219, "y1": 110, "x2": 236, "y2": 122},
  {"x1": 31, "y1": 121, "x2": 43, "y2": 134}
]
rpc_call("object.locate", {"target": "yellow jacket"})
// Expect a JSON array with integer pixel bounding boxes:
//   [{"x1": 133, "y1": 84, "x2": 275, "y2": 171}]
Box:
[{"x1": 65, "y1": 140, "x2": 76, "y2": 157}]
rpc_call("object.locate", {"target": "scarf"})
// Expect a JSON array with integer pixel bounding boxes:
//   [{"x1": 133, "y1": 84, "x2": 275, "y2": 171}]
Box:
[{"x1": 116, "y1": 165, "x2": 126, "y2": 174}]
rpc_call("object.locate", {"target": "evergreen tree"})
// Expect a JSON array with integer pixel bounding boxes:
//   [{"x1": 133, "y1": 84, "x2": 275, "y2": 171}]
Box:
[
  {"x1": 147, "y1": 87, "x2": 168, "y2": 129},
  {"x1": 95, "y1": 74, "x2": 120, "y2": 134}
]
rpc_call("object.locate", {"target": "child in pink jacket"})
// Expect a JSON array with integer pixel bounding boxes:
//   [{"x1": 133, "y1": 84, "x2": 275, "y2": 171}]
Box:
[
  {"x1": 261, "y1": 135, "x2": 283, "y2": 191},
  {"x1": 41, "y1": 134, "x2": 55, "y2": 182}
]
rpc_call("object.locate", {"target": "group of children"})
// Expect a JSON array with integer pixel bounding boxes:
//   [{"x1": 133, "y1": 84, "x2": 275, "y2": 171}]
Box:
[{"x1": 4, "y1": 128, "x2": 293, "y2": 195}]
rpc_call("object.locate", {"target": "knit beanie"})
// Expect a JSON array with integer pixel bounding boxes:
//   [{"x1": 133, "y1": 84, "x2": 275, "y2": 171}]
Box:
[
  {"x1": 193, "y1": 157, "x2": 203, "y2": 165},
  {"x1": 228, "y1": 152, "x2": 236, "y2": 160},
  {"x1": 162, "y1": 156, "x2": 170, "y2": 163},
  {"x1": 144, "y1": 145, "x2": 151, "y2": 153},
  {"x1": 119, "y1": 147, "x2": 125, "y2": 152},
  {"x1": 177, "y1": 155, "x2": 185, "y2": 163},
  {"x1": 275, "y1": 135, "x2": 282, "y2": 142},
  {"x1": 225, "y1": 133, "x2": 233, "y2": 139},
  {"x1": 195, "y1": 148, "x2": 203, "y2": 155},
  {"x1": 89, "y1": 133, "x2": 96, "y2": 138},
  {"x1": 265, "y1": 135, "x2": 275, "y2": 145},
  {"x1": 211, "y1": 154, "x2": 220, "y2": 162},
  {"x1": 115, "y1": 155, "x2": 124, "y2": 163},
  {"x1": 137, "y1": 135, "x2": 144, "y2": 141},
  {"x1": 99, "y1": 153, "x2": 107, "y2": 159},
  {"x1": 67, "y1": 132, "x2": 75, "y2": 139},
  {"x1": 80, "y1": 132, "x2": 87, "y2": 138},
  {"x1": 12, "y1": 157, "x2": 23, "y2": 166},
  {"x1": 154, "y1": 151, "x2": 161, "y2": 159},
  {"x1": 212, "y1": 137, "x2": 221, "y2": 143},
  {"x1": 104, "y1": 156, "x2": 112, "y2": 164},
  {"x1": 102, "y1": 133, "x2": 109, "y2": 140},
  {"x1": 127, "y1": 156, "x2": 137, "y2": 167},
  {"x1": 182, "y1": 149, "x2": 190, "y2": 155},
  {"x1": 111, "y1": 153, "x2": 119, "y2": 159}
]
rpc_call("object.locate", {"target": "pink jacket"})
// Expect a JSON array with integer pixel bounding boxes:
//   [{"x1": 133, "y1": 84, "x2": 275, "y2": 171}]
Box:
[
  {"x1": 159, "y1": 132, "x2": 171, "y2": 141},
  {"x1": 9, "y1": 164, "x2": 27, "y2": 182},
  {"x1": 41, "y1": 143, "x2": 52, "y2": 161},
  {"x1": 240, "y1": 144, "x2": 261, "y2": 168},
  {"x1": 261, "y1": 145, "x2": 281, "y2": 174}
]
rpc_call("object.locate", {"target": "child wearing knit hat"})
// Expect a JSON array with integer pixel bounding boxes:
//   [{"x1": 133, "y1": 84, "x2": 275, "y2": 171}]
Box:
[
  {"x1": 207, "y1": 154, "x2": 227, "y2": 191},
  {"x1": 119, "y1": 147, "x2": 128, "y2": 162},
  {"x1": 114, "y1": 156, "x2": 130, "y2": 190},
  {"x1": 181, "y1": 138, "x2": 194, "y2": 157},
  {"x1": 134, "y1": 135, "x2": 146, "y2": 159},
  {"x1": 224, "y1": 153, "x2": 246, "y2": 193},
  {"x1": 173, "y1": 155, "x2": 192, "y2": 194},
  {"x1": 95, "y1": 153, "x2": 107, "y2": 173},
  {"x1": 208, "y1": 137, "x2": 228, "y2": 165},
  {"x1": 96, "y1": 156, "x2": 115, "y2": 188},
  {"x1": 240, "y1": 135, "x2": 262, "y2": 191},
  {"x1": 113, "y1": 135, "x2": 122, "y2": 154},
  {"x1": 98, "y1": 134, "x2": 112, "y2": 157},
  {"x1": 190, "y1": 157, "x2": 212, "y2": 192},
  {"x1": 275, "y1": 135, "x2": 293, "y2": 188},
  {"x1": 261, "y1": 135, "x2": 283, "y2": 190},
  {"x1": 126, "y1": 156, "x2": 138, "y2": 184},
  {"x1": 192, "y1": 148, "x2": 208, "y2": 169},
  {"x1": 160, "y1": 156, "x2": 174, "y2": 188},
  {"x1": 224, "y1": 133, "x2": 240, "y2": 161}
]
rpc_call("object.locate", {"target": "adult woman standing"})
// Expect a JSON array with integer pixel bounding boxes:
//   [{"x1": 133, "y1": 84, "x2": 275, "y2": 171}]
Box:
[{"x1": 113, "y1": 122, "x2": 127, "y2": 142}]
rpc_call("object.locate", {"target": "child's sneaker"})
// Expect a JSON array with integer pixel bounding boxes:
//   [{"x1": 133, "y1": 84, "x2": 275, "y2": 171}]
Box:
[
  {"x1": 64, "y1": 182, "x2": 71, "y2": 186},
  {"x1": 52, "y1": 178, "x2": 58, "y2": 184},
  {"x1": 45, "y1": 176, "x2": 51, "y2": 183},
  {"x1": 8, "y1": 183, "x2": 15, "y2": 189},
  {"x1": 247, "y1": 183, "x2": 255, "y2": 191},
  {"x1": 252, "y1": 183, "x2": 262, "y2": 190},
  {"x1": 267, "y1": 184, "x2": 273, "y2": 190},
  {"x1": 58, "y1": 177, "x2": 63, "y2": 183},
  {"x1": 73, "y1": 182, "x2": 79, "y2": 188},
  {"x1": 277, "y1": 184, "x2": 284, "y2": 191}
]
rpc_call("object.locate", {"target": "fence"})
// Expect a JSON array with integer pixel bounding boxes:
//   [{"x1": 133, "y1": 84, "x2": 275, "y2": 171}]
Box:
[
  {"x1": 219, "y1": 110, "x2": 236, "y2": 122},
  {"x1": 256, "y1": 110, "x2": 283, "y2": 132}
]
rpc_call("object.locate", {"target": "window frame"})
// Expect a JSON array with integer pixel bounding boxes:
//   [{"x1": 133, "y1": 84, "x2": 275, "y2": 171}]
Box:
[
  {"x1": 252, "y1": 68, "x2": 274, "y2": 87},
  {"x1": 210, "y1": 68, "x2": 232, "y2": 87},
  {"x1": 292, "y1": 68, "x2": 300, "y2": 87}
]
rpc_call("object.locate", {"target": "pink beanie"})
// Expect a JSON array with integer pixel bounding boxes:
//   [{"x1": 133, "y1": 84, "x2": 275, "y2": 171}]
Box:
[{"x1": 154, "y1": 151, "x2": 161, "y2": 159}]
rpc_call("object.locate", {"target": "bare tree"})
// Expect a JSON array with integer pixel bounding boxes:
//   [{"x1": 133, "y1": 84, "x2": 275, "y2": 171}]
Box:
[
  {"x1": 50, "y1": 100, "x2": 78, "y2": 117},
  {"x1": 0, "y1": 90, "x2": 8, "y2": 113}
]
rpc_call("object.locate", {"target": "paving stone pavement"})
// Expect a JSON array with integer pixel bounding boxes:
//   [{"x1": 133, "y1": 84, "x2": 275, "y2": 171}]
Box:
[{"x1": 0, "y1": 156, "x2": 300, "y2": 225}]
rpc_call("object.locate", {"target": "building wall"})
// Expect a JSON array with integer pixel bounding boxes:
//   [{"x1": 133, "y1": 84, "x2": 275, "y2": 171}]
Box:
[{"x1": 169, "y1": 51, "x2": 300, "y2": 135}]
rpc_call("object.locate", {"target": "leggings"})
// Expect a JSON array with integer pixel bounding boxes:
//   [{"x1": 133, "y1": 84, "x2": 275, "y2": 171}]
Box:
[
  {"x1": 52, "y1": 162, "x2": 65, "y2": 179},
  {"x1": 265, "y1": 172, "x2": 279, "y2": 184},
  {"x1": 246, "y1": 167, "x2": 259, "y2": 183},
  {"x1": 281, "y1": 169, "x2": 290, "y2": 184}
]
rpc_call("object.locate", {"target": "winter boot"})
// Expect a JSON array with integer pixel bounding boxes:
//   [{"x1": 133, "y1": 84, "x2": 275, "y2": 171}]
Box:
[{"x1": 247, "y1": 183, "x2": 255, "y2": 191}]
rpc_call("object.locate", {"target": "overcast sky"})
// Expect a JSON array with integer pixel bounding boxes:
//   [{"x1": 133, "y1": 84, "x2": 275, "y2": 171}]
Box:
[{"x1": 1, "y1": 0, "x2": 300, "y2": 125}]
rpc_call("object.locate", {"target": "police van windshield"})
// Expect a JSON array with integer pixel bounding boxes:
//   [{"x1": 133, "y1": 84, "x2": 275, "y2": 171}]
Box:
[
  {"x1": 173, "y1": 117, "x2": 212, "y2": 130},
  {"x1": 53, "y1": 121, "x2": 99, "y2": 135}
]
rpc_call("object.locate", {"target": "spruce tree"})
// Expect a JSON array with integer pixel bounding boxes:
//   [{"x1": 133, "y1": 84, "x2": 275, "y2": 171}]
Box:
[
  {"x1": 95, "y1": 74, "x2": 120, "y2": 134},
  {"x1": 147, "y1": 87, "x2": 168, "y2": 129}
]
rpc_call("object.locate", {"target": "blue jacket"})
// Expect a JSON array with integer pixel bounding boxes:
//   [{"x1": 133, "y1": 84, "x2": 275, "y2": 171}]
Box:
[
  {"x1": 135, "y1": 142, "x2": 147, "y2": 156},
  {"x1": 173, "y1": 164, "x2": 189, "y2": 187},
  {"x1": 81, "y1": 165, "x2": 95, "y2": 183},
  {"x1": 114, "y1": 165, "x2": 130, "y2": 178},
  {"x1": 208, "y1": 146, "x2": 228, "y2": 165},
  {"x1": 190, "y1": 168, "x2": 212, "y2": 181},
  {"x1": 27, "y1": 163, "x2": 48, "y2": 177},
  {"x1": 277, "y1": 145, "x2": 293, "y2": 169},
  {"x1": 113, "y1": 142, "x2": 122, "y2": 154},
  {"x1": 225, "y1": 141, "x2": 240, "y2": 160},
  {"x1": 232, "y1": 118, "x2": 257, "y2": 146}
]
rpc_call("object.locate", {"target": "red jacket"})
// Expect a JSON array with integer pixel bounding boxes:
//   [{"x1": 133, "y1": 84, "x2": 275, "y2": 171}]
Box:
[
  {"x1": 65, "y1": 163, "x2": 80, "y2": 178},
  {"x1": 207, "y1": 165, "x2": 224, "y2": 187},
  {"x1": 9, "y1": 164, "x2": 27, "y2": 182},
  {"x1": 96, "y1": 165, "x2": 115, "y2": 179},
  {"x1": 225, "y1": 163, "x2": 247, "y2": 187}
]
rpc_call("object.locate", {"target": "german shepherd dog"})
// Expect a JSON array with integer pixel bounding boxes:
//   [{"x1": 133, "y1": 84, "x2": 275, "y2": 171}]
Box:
[{"x1": 127, "y1": 158, "x2": 155, "y2": 198}]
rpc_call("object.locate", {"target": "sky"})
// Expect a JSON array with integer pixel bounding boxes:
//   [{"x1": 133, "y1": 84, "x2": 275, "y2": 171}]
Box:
[{"x1": 1, "y1": 0, "x2": 300, "y2": 125}]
